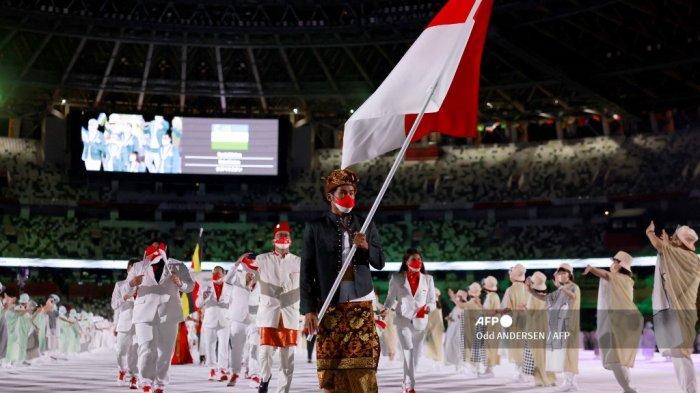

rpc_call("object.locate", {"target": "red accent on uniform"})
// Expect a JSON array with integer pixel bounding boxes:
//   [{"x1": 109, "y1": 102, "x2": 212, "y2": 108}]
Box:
[
  {"x1": 406, "y1": 0, "x2": 494, "y2": 142},
  {"x1": 406, "y1": 271, "x2": 420, "y2": 296}
]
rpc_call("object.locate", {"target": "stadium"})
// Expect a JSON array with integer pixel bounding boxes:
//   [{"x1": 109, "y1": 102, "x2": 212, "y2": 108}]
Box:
[{"x1": 0, "y1": 0, "x2": 698, "y2": 392}]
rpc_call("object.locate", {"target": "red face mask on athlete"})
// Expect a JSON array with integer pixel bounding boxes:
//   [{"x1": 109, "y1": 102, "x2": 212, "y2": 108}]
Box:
[
  {"x1": 212, "y1": 272, "x2": 222, "y2": 281},
  {"x1": 407, "y1": 257, "x2": 422, "y2": 272},
  {"x1": 144, "y1": 243, "x2": 167, "y2": 262},
  {"x1": 273, "y1": 236, "x2": 291, "y2": 250},
  {"x1": 333, "y1": 195, "x2": 355, "y2": 213}
]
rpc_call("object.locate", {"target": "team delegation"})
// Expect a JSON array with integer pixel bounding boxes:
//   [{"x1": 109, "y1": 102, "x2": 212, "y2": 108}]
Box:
[{"x1": 107, "y1": 170, "x2": 700, "y2": 393}]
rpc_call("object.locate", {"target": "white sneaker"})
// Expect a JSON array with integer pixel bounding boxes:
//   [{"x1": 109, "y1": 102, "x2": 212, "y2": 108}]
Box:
[
  {"x1": 510, "y1": 373, "x2": 528, "y2": 383},
  {"x1": 556, "y1": 382, "x2": 577, "y2": 392}
]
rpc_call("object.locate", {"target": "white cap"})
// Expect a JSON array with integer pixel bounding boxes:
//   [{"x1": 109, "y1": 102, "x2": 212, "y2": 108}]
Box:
[
  {"x1": 18, "y1": 293, "x2": 30, "y2": 304},
  {"x1": 558, "y1": 263, "x2": 574, "y2": 274},
  {"x1": 483, "y1": 276, "x2": 498, "y2": 292},
  {"x1": 531, "y1": 271, "x2": 548, "y2": 291},
  {"x1": 613, "y1": 251, "x2": 633, "y2": 271},
  {"x1": 676, "y1": 226, "x2": 698, "y2": 251},
  {"x1": 509, "y1": 264, "x2": 526, "y2": 281}
]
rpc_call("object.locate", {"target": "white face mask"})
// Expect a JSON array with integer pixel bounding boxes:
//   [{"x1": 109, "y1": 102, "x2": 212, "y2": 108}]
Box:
[
  {"x1": 332, "y1": 195, "x2": 355, "y2": 214},
  {"x1": 333, "y1": 202, "x2": 353, "y2": 213},
  {"x1": 274, "y1": 242, "x2": 291, "y2": 250},
  {"x1": 273, "y1": 237, "x2": 291, "y2": 250}
]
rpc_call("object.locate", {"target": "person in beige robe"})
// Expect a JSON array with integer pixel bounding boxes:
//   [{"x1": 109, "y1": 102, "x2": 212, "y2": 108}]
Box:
[
  {"x1": 527, "y1": 263, "x2": 580, "y2": 391},
  {"x1": 482, "y1": 276, "x2": 500, "y2": 377},
  {"x1": 424, "y1": 289, "x2": 445, "y2": 363},
  {"x1": 525, "y1": 272, "x2": 556, "y2": 387},
  {"x1": 381, "y1": 309, "x2": 399, "y2": 361},
  {"x1": 501, "y1": 264, "x2": 529, "y2": 382},
  {"x1": 557, "y1": 265, "x2": 581, "y2": 391},
  {"x1": 458, "y1": 283, "x2": 482, "y2": 374},
  {"x1": 584, "y1": 251, "x2": 643, "y2": 393},
  {"x1": 646, "y1": 222, "x2": 700, "y2": 393},
  {"x1": 444, "y1": 289, "x2": 465, "y2": 368}
]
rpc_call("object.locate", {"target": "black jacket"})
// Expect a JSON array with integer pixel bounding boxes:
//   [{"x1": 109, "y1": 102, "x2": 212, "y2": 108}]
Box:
[{"x1": 300, "y1": 212, "x2": 385, "y2": 315}]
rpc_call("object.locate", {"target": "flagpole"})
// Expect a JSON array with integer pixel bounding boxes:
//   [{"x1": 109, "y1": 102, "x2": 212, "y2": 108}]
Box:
[{"x1": 309, "y1": 80, "x2": 440, "y2": 341}]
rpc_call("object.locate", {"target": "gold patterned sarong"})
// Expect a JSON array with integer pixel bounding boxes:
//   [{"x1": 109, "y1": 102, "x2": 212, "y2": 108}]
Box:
[{"x1": 316, "y1": 301, "x2": 380, "y2": 393}]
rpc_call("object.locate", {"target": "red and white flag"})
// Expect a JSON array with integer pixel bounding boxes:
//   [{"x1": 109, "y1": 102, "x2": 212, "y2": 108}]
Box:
[{"x1": 341, "y1": 0, "x2": 493, "y2": 169}]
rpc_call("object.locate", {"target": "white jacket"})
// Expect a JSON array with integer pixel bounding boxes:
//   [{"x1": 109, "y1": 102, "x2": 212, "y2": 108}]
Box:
[
  {"x1": 126, "y1": 257, "x2": 194, "y2": 325},
  {"x1": 384, "y1": 272, "x2": 436, "y2": 331},
  {"x1": 110, "y1": 279, "x2": 135, "y2": 333},
  {"x1": 223, "y1": 267, "x2": 256, "y2": 324},
  {"x1": 196, "y1": 279, "x2": 232, "y2": 329},
  {"x1": 251, "y1": 252, "x2": 300, "y2": 330}
]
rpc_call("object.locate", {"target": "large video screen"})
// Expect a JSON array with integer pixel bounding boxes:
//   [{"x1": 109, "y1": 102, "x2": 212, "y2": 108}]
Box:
[{"x1": 79, "y1": 113, "x2": 279, "y2": 176}]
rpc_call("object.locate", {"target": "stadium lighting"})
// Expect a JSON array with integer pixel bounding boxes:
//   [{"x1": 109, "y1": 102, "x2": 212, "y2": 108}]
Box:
[
  {"x1": 486, "y1": 102, "x2": 493, "y2": 108},
  {"x1": 612, "y1": 113, "x2": 621, "y2": 121},
  {"x1": 349, "y1": 108, "x2": 355, "y2": 114},
  {"x1": 61, "y1": 99, "x2": 66, "y2": 105},
  {"x1": 604, "y1": 210, "x2": 610, "y2": 216},
  {"x1": 292, "y1": 108, "x2": 299, "y2": 114}
]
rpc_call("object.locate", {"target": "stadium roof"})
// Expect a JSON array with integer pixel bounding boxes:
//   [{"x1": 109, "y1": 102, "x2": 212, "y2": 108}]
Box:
[{"x1": 0, "y1": 0, "x2": 697, "y2": 141}]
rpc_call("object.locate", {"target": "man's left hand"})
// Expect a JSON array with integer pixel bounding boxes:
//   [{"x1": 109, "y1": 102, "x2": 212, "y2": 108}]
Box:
[
  {"x1": 353, "y1": 233, "x2": 369, "y2": 250},
  {"x1": 171, "y1": 274, "x2": 183, "y2": 288}
]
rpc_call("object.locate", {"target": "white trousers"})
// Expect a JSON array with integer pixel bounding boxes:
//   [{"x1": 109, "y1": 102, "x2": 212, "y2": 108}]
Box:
[
  {"x1": 187, "y1": 334, "x2": 200, "y2": 364},
  {"x1": 134, "y1": 317, "x2": 179, "y2": 388},
  {"x1": 672, "y1": 356, "x2": 697, "y2": 393},
  {"x1": 246, "y1": 325, "x2": 260, "y2": 376},
  {"x1": 229, "y1": 322, "x2": 248, "y2": 374},
  {"x1": 259, "y1": 345, "x2": 294, "y2": 393},
  {"x1": 203, "y1": 324, "x2": 230, "y2": 371},
  {"x1": 397, "y1": 325, "x2": 426, "y2": 389},
  {"x1": 116, "y1": 330, "x2": 138, "y2": 376}
]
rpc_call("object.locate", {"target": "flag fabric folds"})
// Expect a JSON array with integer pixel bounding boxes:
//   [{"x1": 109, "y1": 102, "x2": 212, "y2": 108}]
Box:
[
  {"x1": 180, "y1": 232, "x2": 203, "y2": 317},
  {"x1": 341, "y1": 0, "x2": 494, "y2": 169}
]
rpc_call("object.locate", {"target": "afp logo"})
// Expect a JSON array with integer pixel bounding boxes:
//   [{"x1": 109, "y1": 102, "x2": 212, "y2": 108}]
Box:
[{"x1": 475, "y1": 314, "x2": 513, "y2": 328}]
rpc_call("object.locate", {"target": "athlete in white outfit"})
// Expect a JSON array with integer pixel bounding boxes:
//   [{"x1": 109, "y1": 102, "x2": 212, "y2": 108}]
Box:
[
  {"x1": 111, "y1": 258, "x2": 140, "y2": 389},
  {"x1": 196, "y1": 265, "x2": 233, "y2": 382},
  {"x1": 383, "y1": 249, "x2": 436, "y2": 393},
  {"x1": 223, "y1": 263, "x2": 261, "y2": 387},
  {"x1": 235, "y1": 222, "x2": 300, "y2": 393},
  {"x1": 126, "y1": 241, "x2": 194, "y2": 393}
]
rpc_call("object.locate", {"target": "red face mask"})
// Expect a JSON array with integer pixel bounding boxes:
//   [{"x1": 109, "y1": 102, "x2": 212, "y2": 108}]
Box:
[
  {"x1": 144, "y1": 243, "x2": 167, "y2": 262},
  {"x1": 273, "y1": 236, "x2": 291, "y2": 250},
  {"x1": 212, "y1": 272, "x2": 222, "y2": 281},
  {"x1": 333, "y1": 195, "x2": 355, "y2": 213},
  {"x1": 407, "y1": 258, "x2": 422, "y2": 271}
]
